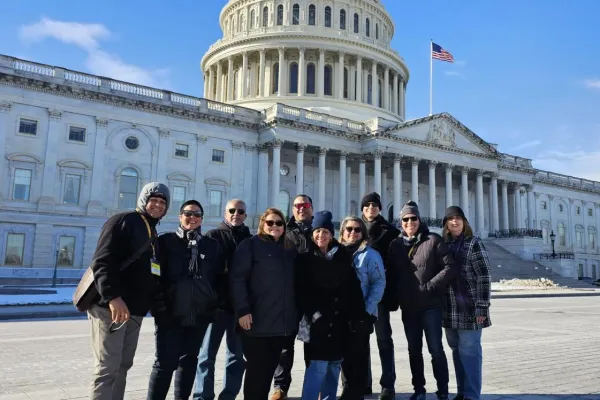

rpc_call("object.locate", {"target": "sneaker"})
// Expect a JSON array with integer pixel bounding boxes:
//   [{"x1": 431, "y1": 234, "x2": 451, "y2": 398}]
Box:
[
  {"x1": 379, "y1": 388, "x2": 395, "y2": 400},
  {"x1": 452, "y1": 396, "x2": 465, "y2": 400},
  {"x1": 409, "y1": 394, "x2": 426, "y2": 400},
  {"x1": 271, "y1": 389, "x2": 287, "y2": 400}
]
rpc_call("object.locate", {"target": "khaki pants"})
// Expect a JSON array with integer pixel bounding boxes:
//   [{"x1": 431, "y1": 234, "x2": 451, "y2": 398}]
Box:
[{"x1": 88, "y1": 304, "x2": 143, "y2": 400}]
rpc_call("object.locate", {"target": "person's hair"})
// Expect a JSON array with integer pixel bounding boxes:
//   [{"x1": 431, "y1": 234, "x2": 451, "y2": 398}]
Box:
[
  {"x1": 338, "y1": 216, "x2": 368, "y2": 246},
  {"x1": 225, "y1": 198, "x2": 246, "y2": 210},
  {"x1": 442, "y1": 217, "x2": 474, "y2": 241},
  {"x1": 257, "y1": 208, "x2": 293, "y2": 249},
  {"x1": 293, "y1": 194, "x2": 313, "y2": 205},
  {"x1": 180, "y1": 200, "x2": 203, "y2": 215}
]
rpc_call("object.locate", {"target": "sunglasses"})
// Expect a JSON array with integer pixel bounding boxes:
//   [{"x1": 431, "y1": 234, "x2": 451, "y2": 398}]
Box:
[
  {"x1": 402, "y1": 216, "x2": 419, "y2": 222},
  {"x1": 265, "y1": 220, "x2": 284, "y2": 227},
  {"x1": 109, "y1": 318, "x2": 141, "y2": 333},
  {"x1": 294, "y1": 202, "x2": 312, "y2": 210},
  {"x1": 345, "y1": 227, "x2": 362, "y2": 234},
  {"x1": 365, "y1": 202, "x2": 380, "y2": 208},
  {"x1": 182, "y1": 210, "x2": 203, "y2": 218},
  {"x1": 228, "y1": 208, "x2": 245, "y2": 215}
]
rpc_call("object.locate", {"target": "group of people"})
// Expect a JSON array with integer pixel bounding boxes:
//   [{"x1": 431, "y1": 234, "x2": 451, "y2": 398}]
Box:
[{"x1": 86, "y1": 181, "x2": 492, "y2": 400}]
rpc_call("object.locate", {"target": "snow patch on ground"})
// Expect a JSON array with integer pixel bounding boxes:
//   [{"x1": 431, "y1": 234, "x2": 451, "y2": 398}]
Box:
[{"x1": 0, "y1": 286, "x2": 74, "y2": 306}]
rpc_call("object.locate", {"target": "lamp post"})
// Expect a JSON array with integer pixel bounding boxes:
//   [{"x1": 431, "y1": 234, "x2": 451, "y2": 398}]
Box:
[{"x1": 550, "y1": 230, "x2": 557, "y2": 259}]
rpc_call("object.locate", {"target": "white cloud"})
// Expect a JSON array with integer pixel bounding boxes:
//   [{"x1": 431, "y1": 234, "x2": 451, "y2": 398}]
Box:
[
  {"x1": 19, "y1": 18, "x2": 170, "y2": 88},
  {"x1": 584, "y1": 79, "x2": 600, "y2": 91},
  {"x1": 509, "y1": 140, "x2": 542, "y2": 152},
  {"x1": 444, "y1": 71, "x2": 461, "y2": 77},
  {"x1": 533, "y1": 149, "x2": 600, "y2": 181}
]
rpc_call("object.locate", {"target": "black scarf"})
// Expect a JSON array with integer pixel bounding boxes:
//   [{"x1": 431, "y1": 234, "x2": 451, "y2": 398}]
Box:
[
  {"x1": 447, "y1": 234, "x2": 469, "y2": 310},
  {"x1": 344, "y1": 240, "x2": 362, "y2": 256},
  {"x1": 176, "y1": 226, "x2": 203, "y2": 278}
]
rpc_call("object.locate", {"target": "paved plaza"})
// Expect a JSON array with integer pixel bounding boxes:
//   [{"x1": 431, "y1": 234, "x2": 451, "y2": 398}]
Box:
[{"x1": 0, "y1": 296, "x2": 598, "y2": 400}]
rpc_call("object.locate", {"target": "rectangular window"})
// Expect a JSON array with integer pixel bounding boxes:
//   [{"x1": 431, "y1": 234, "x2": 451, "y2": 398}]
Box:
[
  {"x1": 576, "y1": 206, "x2": 581, "y2": 215},
  {"x1": 212, "y1": 149, "x2": 225, "y2": 163},
  {"x1": 13, "y1": 168, "x2": 32, "y2": 201},
  {"x1": 5, "y1": 233, "x2": 25, "y2": 265},
  {"x1": 541, "y1": 201, "x2": 547, "y2": 210},
  {"x1": 68, "y1": 126, "x2": 86, "y2": 142},
  {"x1": 542, "y1": 227, "x2": 548, "y2": 245},
  {"x1": 174, "y1": 143, "x2": 189, "y2": 158},
  {"x1": 589, "y1": 208, "x2": 594, "y2": 217},
  {"x1": 63, "y1": 174, "x2": 81, "y2": 205},
  {"x1": 576, "y1": 231, "x2": 583, "y2": 247},
  {"x1": 209, "y1": 190, "x2": 222, "y2": 217},
  {"x1": 171, "y1": 185, "x2": 186, "y2": 213},
  {"x1": 589, "y1": 232, "x2": 596, "y2": 250},
  {"x1": 19, "y1": 118, "x2": 37, "y2": 135},
  {"x1": 57, "y1": 236, "x2": 76, "y2": 267}
]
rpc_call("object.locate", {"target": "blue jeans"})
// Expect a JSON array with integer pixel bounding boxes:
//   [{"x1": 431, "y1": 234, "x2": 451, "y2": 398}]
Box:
[
  {"x1": 445, "y1": 329, "x2": 483, "y2": 400},
  {"x1": 402, "y1": 308, "x2": 449, "y2": 396},
  {"x1": 371, "y1": 304, "x2": 396, "y2": 390},
  {"x1": 193, "y1": 310, "x2": 245, "y2": 400},
  {"x1": 301, "y1": 360, "x2": 342, "y2": 400}
]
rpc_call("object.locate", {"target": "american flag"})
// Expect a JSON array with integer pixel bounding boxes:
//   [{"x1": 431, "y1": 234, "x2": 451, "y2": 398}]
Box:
[{"x1": 432, "y1": 42, "x2": 454, "y2": 63}]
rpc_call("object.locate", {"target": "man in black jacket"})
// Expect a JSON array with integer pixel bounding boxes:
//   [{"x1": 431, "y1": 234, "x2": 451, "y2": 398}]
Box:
[
  {"x1": 88, "y1": 182, "x2": 170, "y2": 400},
  {"x1": 194, "y1": 199, "x2": 252, "y2": 400}
]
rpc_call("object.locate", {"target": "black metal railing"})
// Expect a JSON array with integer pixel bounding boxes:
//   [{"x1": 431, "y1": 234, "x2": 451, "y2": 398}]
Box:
[
  {"x1": 533, "y1": 252, "x2": 574, "y2": 260},
  {"x1": 493, "y1": 229, "x2": 543, "y2": 239},
  {"x1": 421, "y1": 217, "x2": 443, "y2": 228}
]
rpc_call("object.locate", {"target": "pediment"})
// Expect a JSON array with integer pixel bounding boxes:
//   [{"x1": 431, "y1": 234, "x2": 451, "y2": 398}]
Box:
[
  {"x1": 6, "y1": 153, "x2": 43, "y2": 164},
  {"x1": 57, "y1": 159, "x2": 91, "y2": 170},
  {"x1": 390, "y1": 113, "x2": 499, "y2": 157}
]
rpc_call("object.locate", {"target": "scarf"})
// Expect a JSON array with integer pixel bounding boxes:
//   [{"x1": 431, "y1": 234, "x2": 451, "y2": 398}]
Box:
[
  {"x1": 176, "y1": 226, "x2": 203, "y2": 278},
  {"x1": 447, "y1": 234, "x2": 469, "y2": 310},
  {"x1": 344, "y1": 240, "x2": 362, "y2": 256}
]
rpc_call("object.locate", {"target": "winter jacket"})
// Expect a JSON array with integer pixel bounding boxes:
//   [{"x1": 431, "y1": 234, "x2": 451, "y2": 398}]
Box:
[
  {"x1": 296, "y1": 240, "x2": 366, "y2": 361},
  {"x1": 363, "y1": 214, "x2": 401, "y2": 311},
  {"x1": 286, "y1": 216, "x2": 312, "y2": 253},
  {"x1": 443, "y1": 234, "x2": 492, "y2": 330},
  {"x1": 91, "y1": 211, "x2": 161, "y2": 317},
  {"x1": 205, "y1": 222, "x2": 252, "y2": 312},
  {"x1": 229, "y1": 235, "x2": 298, "y2": 337},
  {"x1": 351, "y1": 242, "x2": 386, "y2": 317},
  {"x1": 389, "y1": 224, "x2": 458, "y2": 312},
  {"x1": 156, "y1": 230, "x2": 222, "y2": 326}
]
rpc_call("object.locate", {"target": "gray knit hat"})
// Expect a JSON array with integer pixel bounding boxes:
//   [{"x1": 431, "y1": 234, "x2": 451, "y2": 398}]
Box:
[{"x1": 400, "y1": 200, "x2": 420, "y2": 219}]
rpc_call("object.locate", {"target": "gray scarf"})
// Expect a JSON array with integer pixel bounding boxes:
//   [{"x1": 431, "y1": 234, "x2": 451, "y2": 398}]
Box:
[{"x1": 176, "y1": 226, "x2": 203, "y2": 278}]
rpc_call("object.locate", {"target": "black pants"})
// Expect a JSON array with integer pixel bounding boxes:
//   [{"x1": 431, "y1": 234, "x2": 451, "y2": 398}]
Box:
[
  {"x1": 341, "y1": 327, "x2": 372, "y2": 399},
  {"x1": 241, "y1": 335, "x2": 288, "y2": 400},
  {"x1": 273, "y1": 334, "x2": 296, "y2": 391},
  {"x1": 147, "y1": 318, "x2": 210, "y2": 400}
]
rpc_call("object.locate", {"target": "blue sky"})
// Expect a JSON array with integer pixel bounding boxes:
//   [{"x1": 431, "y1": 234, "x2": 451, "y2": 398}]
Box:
[{"x1": 1, "y1": 0, "x2": 599, "y2": 180}]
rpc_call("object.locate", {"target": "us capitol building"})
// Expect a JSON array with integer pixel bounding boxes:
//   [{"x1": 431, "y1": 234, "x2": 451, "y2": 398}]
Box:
[{"x1": 0, "y1": 0, "x2": 599, "y2": 281}]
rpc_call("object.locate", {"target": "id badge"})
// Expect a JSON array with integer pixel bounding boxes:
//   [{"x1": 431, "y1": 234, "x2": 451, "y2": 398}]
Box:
[{"x1": 150, "y1": 258, "x2": 161, "y2": 276}]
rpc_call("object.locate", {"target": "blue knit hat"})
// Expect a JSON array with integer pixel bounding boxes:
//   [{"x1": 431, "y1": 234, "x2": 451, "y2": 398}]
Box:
[{"x1": 312, "y1": 211, "x2": 334, "y2": 235}]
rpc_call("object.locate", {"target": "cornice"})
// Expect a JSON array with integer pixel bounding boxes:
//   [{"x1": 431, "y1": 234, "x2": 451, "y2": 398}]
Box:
[{"x1": 532, "y1": 176, "x2": 600, "y2": 195}]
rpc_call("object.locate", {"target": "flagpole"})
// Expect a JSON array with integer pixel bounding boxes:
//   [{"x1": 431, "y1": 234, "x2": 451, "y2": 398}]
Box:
[{"x1": 429, "y1": 39, "x2": 433, "y2": 116}]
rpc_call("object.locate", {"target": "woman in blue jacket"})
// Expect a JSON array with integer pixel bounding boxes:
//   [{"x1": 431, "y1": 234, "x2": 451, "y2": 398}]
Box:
[{"x1": 338, "y1": 216, "x2": 386, "y2": 400}]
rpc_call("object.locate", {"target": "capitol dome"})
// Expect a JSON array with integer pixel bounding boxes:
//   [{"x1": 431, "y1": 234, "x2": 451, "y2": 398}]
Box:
[{"x1": 201, "y1": 0, "x2": 409, "y2": 122}]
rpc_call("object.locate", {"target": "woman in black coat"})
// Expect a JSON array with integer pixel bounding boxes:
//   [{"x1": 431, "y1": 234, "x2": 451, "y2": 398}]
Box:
[{"x1": 296, "y1": 211, "x2": 366, "y2": 400}]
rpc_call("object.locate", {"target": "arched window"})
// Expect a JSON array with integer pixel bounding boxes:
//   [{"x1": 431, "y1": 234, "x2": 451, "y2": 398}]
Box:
[
  {"x1": 239, "y1": 14, "x2": 244, "y2": 32},
  {"x1": 289, "y1": 63, "x2": 299, "y2": 94},
  {"x1": 324, "y1": 65, "x2": 333, "y2": 96},
  {"x1": 343, "y1": 67, "x2": 349, "y2": 99},
  {"x1": 309, "y1": 5, "x2": 316, "y2": 25},
  {"x1": 324, "y1": 6, "x2": 332, "y2": 27},
  {"x1": 306, "y1": 63, "x2": 316, "y2": 94},
  {"x1": 277, "y1": 5, "x2": 284, "y2": 25},
  {"x1": 119, "y1": 168, "x2": 138, "y2": 209},
  {"x1": 262, "y1": 6, "x2": 269, "y2": 26},
  {"x1": 353, "y1": 13, "x2": 359, "y2": 33},
  {"x1": 589, "y1": 227, "x2": 597, "y2": 250},
  {"x1": 367, "y1": 74, "x2": 373, "y2": 104},
  {"x1": 340, "y1": 9, "x2": 346, "y2": 30},
  {"x1": 558, "y1": 222, "x2": 566, "y2": 247},
  {"x1": 366, "y1": 18, "x2": 370, "y2": 37},
  {"x1": 541, "y1": 221, "x2": 550, "y2": 244},
  {"x1": 279, "y1": 190, "x2": 290, "y2": 218},
  {"x1": 292, "y1": 4, "x2": 300, "y2": 25},
  {"x1": 250, "y1": 10, "x2": 255, "y2": 29},
  {"x1": 272, "y1": 63, "x2": 279, "y2": 94},
  {"x1": 378, "y1": 79, "x2": 383, "y2": 107}
]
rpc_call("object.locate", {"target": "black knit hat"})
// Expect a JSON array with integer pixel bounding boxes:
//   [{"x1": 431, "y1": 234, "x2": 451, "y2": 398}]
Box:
[
  {"x1": 312, "y1": 211, "x2": 334, "y2": 235},
  {"x1": 360, "y1": 192, "x2": 382, "y2": 210},
  {"x1": 442, "y1": 205, "x2": 466, "y2": 226},
  {"x1": 400, "y1": 200, "x2": 420, "y2": 219}
]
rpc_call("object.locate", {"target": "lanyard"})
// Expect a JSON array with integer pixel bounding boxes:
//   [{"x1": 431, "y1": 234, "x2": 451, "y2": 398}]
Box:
[{"x1": 139, "y1": 213, "x2": 156, "y2": 259}]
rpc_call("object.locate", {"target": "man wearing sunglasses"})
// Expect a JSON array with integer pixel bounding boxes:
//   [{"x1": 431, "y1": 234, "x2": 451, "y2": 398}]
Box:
[
  {"x1": 270, "y1": 194, "x2": 313, "y2": 400},
  {"x1": 388, "y1": 201, "x2": 457, "y2": 400},
  {"x1": 88, "y1": 182, "x2": 170, "y2": 400},
  {"x1": 194, "y1": 199, "x2": 251, "y2": 400}
]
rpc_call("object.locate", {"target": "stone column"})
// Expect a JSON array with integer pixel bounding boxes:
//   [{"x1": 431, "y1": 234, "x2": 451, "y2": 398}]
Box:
[
  {"x1": 295, "y1": 143, "x2": 306, "y2": 195},
  {"x1": 243, "y1": 143, "x2": 257, "y2": 217},
  {"x1": 445, "y1": 164, "x2": 453, "y2": 208},
  {"x1": 373, "y1": 151, "x2": 382, "y2": 194},
  {"x1": 241, "y1": 52, "x2": 249, "y2": 98},
  {"x1": 411, "y1": 158, "x2": 420, "y2": 202},
  {"x1": 278, "y1": 47, "x2": 285, "y2": 97},
  {"x1": 271, "y1": 140, "x2": 283, "y2": 207},
  {"x1": 318, "y1": 147, "x2": 327, "y2": 210},
  {"x1": 514, "y1": 186, "x2": 523, "y2": 229},
  {"x1": 527, "y1": 186, "x2": 535, "y2": 229},
  {"x1": 156, "y1": 128, "x2": 171, "y2": 184},
  {"x1": 568, "y1": 199, "x2": 576, "y2": 249},
  {"x1": 318, "y1": 49, "x2": 325, "y2": 97},
  {"x1": 501, "y1": 180, "x2": 509, "y2": 230},
  {"x1": 195, "y1": 136, "x2": 208, "y2": 205},
  {"x1": 400, "y1": 80, "x2": 405, "y2": 118},
  {"x1": 392, "y1": 73, "x2": 399, "y2": 115},
  {"x1": 216, "y1": 61, "x2": 223, "y2": 101},
  {"x1": 476, "y1": 170, "x2": 485, "y2": 234},
  {"x1": 258, "y1": 49, "x2": 266, "y2": 97},
  {"x1": 346, "y1": 165, "x2": 352, "y2": 216},
  {"x1": 338, "y1": 52, "x2": 345, "y2": 99},
  {"x1": 428, "y1": 161, "x2": 437, "y2": 218},
  {"x1": 0, "y1": 102, "x2": 12, "y2": 200},
  {"x1": 227, "y1": 56, "x2": 234, "y2": 101},
  {"x1": 298, "y1": 47, "x2": 305, "y2": 96},
  {"x1": 393, "y1": 156, "x2": 402, "y2": 222},
  {"x1": 491, "y1": 173, "x2": 500, "y2": 233},
  {"x1": 460, "y1": 167, "x2": 469, "y2": 221},
  {"x1": 356, "y1": 55, "x2": 363, "y2": 103},
  {"x1": 383, "y1": 66, "x2": 390, "y2": 110},
  {"x1": 339, "y1": 152, "x2": 348, "y2": 218},
  {"x1": 39, "y1": 109, "x2": 63, "y2": 211},
  {"x1": 359, "y1": 156, "x2": 366, "y2": 198},
  {"x1": 371, "y1": 61, "x2": 378, "y2": 106},
  {"x1": 257, "y1": 145, "x2": 269, "y2": 212},
  {"x1": 207, "y1": 67, "x2": 215, "y2": 100},
  {"x1": 86, "y1": 118, "x2": 108, "y2": 214}
]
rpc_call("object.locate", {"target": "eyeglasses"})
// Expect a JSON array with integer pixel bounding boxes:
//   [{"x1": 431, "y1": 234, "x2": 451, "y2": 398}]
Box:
[
  {"x1": 265, "y1": 220, "x2": 284, "y2": 227},
  {"x1": 345, "y1": 226, "x2": 362, "y2": 234},
  {"x1": 294, "y1": 202, "x2": 312, "y2": 210},
  {"x1": 228, "y1": 208, "x2": 245, "y2": 215},
  {"x1": 365, "y1": 202, "x2": 380, "y2": 209},
  {"x1": 109, "y1": 318, "x2": 141, "y2": 333},
  {"x1": 182, "y1": 210, "x2": 203, "y2": 218},
  {"x1": 402, "y1": 216, "x2": 419, "y2": 222}
]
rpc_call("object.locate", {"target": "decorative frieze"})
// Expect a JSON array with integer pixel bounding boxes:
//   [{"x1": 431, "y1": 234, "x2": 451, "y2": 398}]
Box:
[
  {"x1": 47, "y1": 109, "x2": 62, "y2": 120},
  {"x1": 158, "y1": 128, "x2": 170, "y2": 138},
  {"x1": 231, "y1": 141, "x2": 244, "y2": 150},
  {"x1": 0, "y1": 101, "x2": 12, "y2": 113},
  {"x1": 95, "y1": 117, "x2": 109, "y2": 128},
  {"x1": 196, "y1": 135, "x2": 208, "y2": 144}
]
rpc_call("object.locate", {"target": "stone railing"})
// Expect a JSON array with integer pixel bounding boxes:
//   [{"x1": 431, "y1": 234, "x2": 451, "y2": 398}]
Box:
[
  {"x1": 0, "y1": 55, "x2": 262, "y2": 124},
  {"x1": 534, "y1": 170, "x2": 600, "y2": 191},
  {"x1": 263, "y1": 103, "x2": 367, "y2": 134},
  {"x1": 492, "y1": 229, "x2": 543, "y2": 239},
  {"x1": 500, "y1": 153, "x2": 533, "y2": 168}
]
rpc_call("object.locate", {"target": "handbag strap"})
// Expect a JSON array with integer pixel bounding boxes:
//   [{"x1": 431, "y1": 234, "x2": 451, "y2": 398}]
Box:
[{"x1": 118, "y1": 213, "x2": 156, "y2": 272}]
